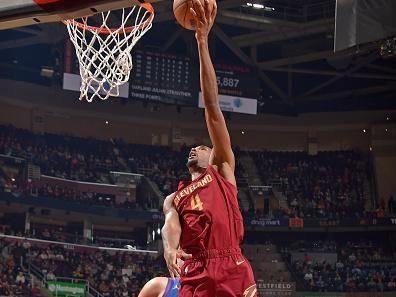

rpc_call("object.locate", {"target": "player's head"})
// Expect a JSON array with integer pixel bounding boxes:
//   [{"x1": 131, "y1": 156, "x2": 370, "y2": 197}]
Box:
[{"x1": 187, "y1": 145, "x2": 212, "y2": 170}]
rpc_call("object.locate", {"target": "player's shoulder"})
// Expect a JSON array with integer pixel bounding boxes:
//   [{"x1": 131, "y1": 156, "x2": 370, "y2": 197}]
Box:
[
  {"x1": 165, "y1": 192, "x2": 176, "y2": 200},
  {"x1": 164, "y1": 192, "x2": 176, "y2": 205},
  {"x1": 163, "y1": 192, "x2": 177, "y2": 213},
  {"x1": 209, "y1": 163, "x2": 237, "y2": 187}
]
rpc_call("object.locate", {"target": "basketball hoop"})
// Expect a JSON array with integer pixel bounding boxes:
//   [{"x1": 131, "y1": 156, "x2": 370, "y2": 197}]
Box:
[{"x1": 63, "y1": 3, "x2": 154, "y2": 102}]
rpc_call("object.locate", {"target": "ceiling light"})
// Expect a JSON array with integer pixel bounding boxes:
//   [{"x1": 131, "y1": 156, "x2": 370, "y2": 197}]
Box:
[
  {"x1": 264, "y1": 6, "x2": 275, "y2": 11},
  {"x1": 253, "y1": 3, "x2": 264, "y2": 9}
]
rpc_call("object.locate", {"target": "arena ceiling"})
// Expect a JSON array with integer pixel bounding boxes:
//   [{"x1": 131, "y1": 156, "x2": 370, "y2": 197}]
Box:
[{"x1": 0, "y1": 0, "x2": 395, "y2": 115}]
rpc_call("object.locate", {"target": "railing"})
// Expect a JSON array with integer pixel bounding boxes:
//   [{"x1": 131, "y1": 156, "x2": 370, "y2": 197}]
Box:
[
  {"x1": 93, "y1": 236, "x2": 137, "y2": 248},
  {"x1": 248, "y1": 185, "x2": 272, "y2": 192},
  {"x1": 0, "y1": 153, "x2": 26, "y2": 164},
  {"x1": 1, "y1": 234, "x2": 159, "y2": 254},
  {"x1": 53, "y1": 277, "x2": 87, "y2": 285},
  {"x1": 28, "y1": 262, "x2": 46, "y2": 283},
  {"x1": 87, "y1": 285, "x2": 105, "y2": 297},
  {"x1": 135, "y1": 167, "x2": 154, "y2": 176},
  {"x1": 28, "y1": 262, "x2": 103, "y2": 297},
  {"x1": 109, "y1": 171, "x2": 143, "y2": 186}
]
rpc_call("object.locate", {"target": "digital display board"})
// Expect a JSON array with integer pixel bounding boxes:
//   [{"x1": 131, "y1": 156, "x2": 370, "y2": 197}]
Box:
[
  {"x1": 129, "y1": 50, "x2": 199, "y2": 105},
  {"x1": 214, "y1": 63, "x2": 259, "y2": 99},
  {"x1": 64, "y1": 39, "x2": 260, "y2": 104}
]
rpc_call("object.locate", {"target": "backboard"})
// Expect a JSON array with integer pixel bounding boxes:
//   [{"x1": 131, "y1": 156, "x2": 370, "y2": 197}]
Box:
[{"x1": 0, "y1": 0, "x2": 158, "y2": 30}]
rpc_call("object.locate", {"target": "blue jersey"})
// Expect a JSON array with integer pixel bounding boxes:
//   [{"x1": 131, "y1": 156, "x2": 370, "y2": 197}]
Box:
[{"x1": 163, "y1": 278, "x2": 179, "y2": 297}]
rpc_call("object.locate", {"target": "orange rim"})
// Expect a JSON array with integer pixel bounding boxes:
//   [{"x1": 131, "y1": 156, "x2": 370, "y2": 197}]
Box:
[{"x1": 62, "y1": 2, "x2": 154, "y2": 34}]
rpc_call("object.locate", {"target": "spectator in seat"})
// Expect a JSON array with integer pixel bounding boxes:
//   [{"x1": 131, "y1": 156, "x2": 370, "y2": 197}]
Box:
[
  {"x1": 304, "y1": 253, "x2": 312, "y2": 265},
  {"x1": 335, "y1": 260, "x2": 344, "y2": 270},
  {"x1": 346, "y1": 276, "x2": 357, "y2": 292},
  {"x1": 388, "y1": 278, "x2": 396, "y2": 290},
  {"x1": 15, "y1": 271, "x2": 25, "y2": 285},
  {"x1": 99, "y1": 281, "x2": 110, "y2": 297},
  {"x1": 304, "y1": 270, "x2": 313, "y2": 282},
  {"x1": 46, "y1": 270, "x2": 56, "y2": 281},
  {"x1": 367, "y1": 278, "x2": 377, "y2": 292},
  {"x1": 348, "y1": 252, "x2": 356, "y2": 262},
  {"x1": 0, "y1": 281, "x2": 10, "y2": 296},
  {"x1": 378, "y1": 277, "x2": 384, "y2": 292},
  {"x1": 334, "y1": 273, "x2": 343, "y2": 291},
  {"x1": 316, "y1": 276, "x2": 325, "y2": 292}
]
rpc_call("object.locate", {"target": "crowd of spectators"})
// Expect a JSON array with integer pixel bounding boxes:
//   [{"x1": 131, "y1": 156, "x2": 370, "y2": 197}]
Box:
[
  {"x1": 2, "y1": 228, "x2": 396, "y2": 295},
  {"x1": 0, "y1": 240, "x2": 42, "y2": 296},
  {"x1": 250, "y1": 151, "x2": 371, "y2": 219},
  {"x1": 0, "y1": 125, "x2": 247, "y2": 208},
  {"x1": 0, "y1": 125, "x2": 188, "y2": 196},
  {"x1": 290, "y1": 239, "x2": 396, "y2": 292},
  {"x1": 1, "y1": 125, "x2": 383, "y2": 221},
  {"x1": 0, "y1": 238, "x2": 166, "y2": 297}
]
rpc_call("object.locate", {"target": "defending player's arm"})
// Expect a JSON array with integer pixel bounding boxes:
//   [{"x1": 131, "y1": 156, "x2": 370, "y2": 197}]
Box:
[
  {"x1": 161, "y1": 194, "x2": 191, "y2": 278},
  {"x1": 191, "y1": 0, "x2": 235, "y2": 182}
]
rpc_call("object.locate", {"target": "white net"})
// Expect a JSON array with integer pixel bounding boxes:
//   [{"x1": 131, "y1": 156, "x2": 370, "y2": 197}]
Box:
[{"x1": 64, "y1": 4, "x2": 154, "y2": 102}]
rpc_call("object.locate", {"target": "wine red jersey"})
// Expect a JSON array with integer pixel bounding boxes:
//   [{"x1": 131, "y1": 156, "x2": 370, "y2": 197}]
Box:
[{"x1": 173, "y1": 165, "x2": 244, "y2": 254}]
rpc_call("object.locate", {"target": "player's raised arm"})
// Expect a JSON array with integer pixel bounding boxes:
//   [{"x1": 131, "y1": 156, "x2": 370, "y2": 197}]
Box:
[
  {"x1": 161, "y1": 194, "x2": 191, "y2": 278},
  {"x1": 191, "y1": 0, "x2": 235, "y2": 173}
]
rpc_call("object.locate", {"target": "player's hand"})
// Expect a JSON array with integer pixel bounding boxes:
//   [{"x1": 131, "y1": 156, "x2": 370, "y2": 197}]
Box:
[
  {"x1": 164, "y1": 248, "x2": 192, "y2": 278},
  {"x1": 190, "y1": 0, "x2": 217, "y2": 42},
  {"x1": 164, "y1": 248, "x2": 180, "y2": 278},
  {"x1": 177, "y1": 249, "x2": 192, "y2": 261}
]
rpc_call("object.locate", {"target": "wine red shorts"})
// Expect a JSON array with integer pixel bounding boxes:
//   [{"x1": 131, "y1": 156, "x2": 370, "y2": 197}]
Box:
[{"x1": 179, "y1": 247, "x2": 257, "y2": 297}]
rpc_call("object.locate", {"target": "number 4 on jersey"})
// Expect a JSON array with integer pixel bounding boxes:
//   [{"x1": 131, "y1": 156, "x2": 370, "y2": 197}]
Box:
[{"x1": 191, "y1": 195, "x2": 204, "y2": 211}]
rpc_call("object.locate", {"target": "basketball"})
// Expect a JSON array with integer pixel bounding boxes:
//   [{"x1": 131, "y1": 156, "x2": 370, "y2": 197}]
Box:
[{"x1": 173, "y1": 0, "x2": 215, "y2": 30}]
